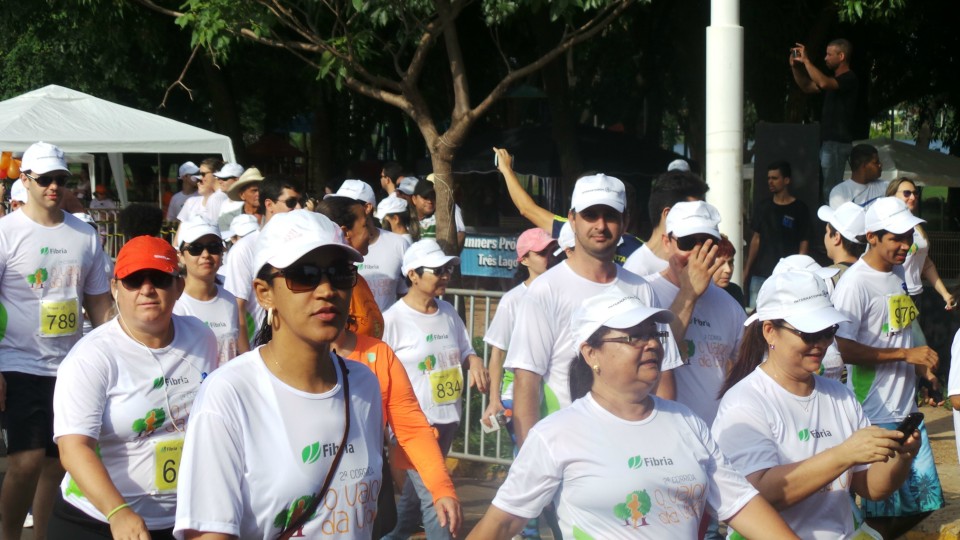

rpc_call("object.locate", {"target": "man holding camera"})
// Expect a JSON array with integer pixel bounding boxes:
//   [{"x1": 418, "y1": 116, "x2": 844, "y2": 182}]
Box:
[{"x1": 791, "y1": 38, "x2": 858, "y2": 201}]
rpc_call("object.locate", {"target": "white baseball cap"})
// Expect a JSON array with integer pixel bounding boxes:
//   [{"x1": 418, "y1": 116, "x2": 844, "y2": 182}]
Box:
[
  {"x1": 665, "y1": 201, "x2": 721, "y2": 239},
  {"x1": 214, "y1": 162, "x2": 244, "y2": 179},
  {"x1": 570, "y1": 174, "x2": 626, "y2": 213},
  {"x1": 864, "y1": 197, "x2": 925, "y2": 234},
  {"x1": 179, "y1": 216, "x2": 221, "y2": 246},
  {"x1": 397, "y1": 177, "x2": 418, "y2": 195},
  {"x1": 326, "y1": 179, "x2": 375, "y2": 206},
  {"x1": 10, "y1": 179, "x2": 28, "y2": 203},
  {"x1": 254, "y1": 210, "x2": 362, "y2": 274},
  {"x1": 226, "y1": 213, "x2": 259, "y2": 239},
  {"x1": 553, "y1": 221, "x2": 575, "y2": 256},
  {"x1": 745, "y1": 271, "x2": 848, "y2": 333},
  {"x1": 21, "y1": 141, "x2": 69, "y2": 175},
  {"x1": 570, "y1": 289, "x2": 675, "y2": 355},
  {"x1": 178, "y1": 161, "x2": 200, "y2": 179},
  {"x1": 667, "y1": 159, "x2": 690, "y2": 172},
  {"x1": 818, "y1": 202, "x2": 865, "y2": 243},
  {"x1": 374, "y1": 196, "x2": 408, "y2": 220},
  {"x1": 772, "y1": 254, "x2": 839, "y2": 280},
  {"x1": 401, "y1": 239, "x2": 460, "y2": 276}
]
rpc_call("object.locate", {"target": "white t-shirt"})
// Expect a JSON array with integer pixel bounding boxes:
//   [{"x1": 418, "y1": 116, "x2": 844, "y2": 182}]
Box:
[
  {"x1": 712, "y1": 369, "x2": 870, "y2": 539},
  {"x1": 902, "y1": 229, "x2": 928, "y2": 295},
  {"x1": 178, "y1": 191, "x2": 228, "y2": 224},
  {"x1": 644, "y1": 274, "x2": 745, "y2": 426},
  {"x1": 493, "y1": 394, "x2": 757, "y2": 539},
  {"x1": 483, "y1": 283, "x2": 528, "y2": 401},
  {"x1": 358, "y1": 229, "x2": 410, "y2": 312},
  {"x1": 623, "y1": 243, "x2": 669, "y2": 277},
  {"x1": 0, "y1": 210, "x2": 112, "y2": 376},
  {"x1": 948, "y1": 329, "x2": 960, "y2": 466},
  {"x1": 382, "y1": 299, "x2": 475, "y2": 426},
  {"x1": 173, "y1": 285, "x2": 241, "y2": 367},
  {"x1": 173, "y1": 349, "x2": 383, "y2": 540},
  {"x1": 167, "y1": 191, "x2": 198, "y2": 222},
  {"x1": 53, "y1": 316, "x2": 218, "y2": 528},
  {"x1": 504, "y1": 262, "x2": 683, "y2": 415},
  {"x1": 418, "y1": 205, "x2": 466, "y2": 238},
  {"x1": 223, "y1": 230, "x2": 262, "y2": 344},
  {"x1": 833, "y1": 259, "x2": 916, "y2": 423},
  {"x1": 828, "y1": 179, "x2": 887, "y2": 209}
]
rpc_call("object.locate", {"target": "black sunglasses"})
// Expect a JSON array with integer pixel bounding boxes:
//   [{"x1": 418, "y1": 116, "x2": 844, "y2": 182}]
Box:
[
  {"x1": 182, "y1": 241, "x2": 224, "y2": 257},
  {"x1": 269, "y1": 263, "x2": 358, "y2": 292},
  {"x1": 277, "y1": 196, "x2": 303, "y2": 209},
  {"x1": 773, "y1": 323, "x2": 839, "y2": 344},
  {"x1": 900, "y1": 189, "x2": 920, "y2": 199},
  {"x1": 120, "y1": 269, "x2": 177, "y2": 290},
  {"x1": 674, "y1": 234, "x2": 716, "y2": 252},
  {"x1": 24, "y1": 171, "x2": 70, "y2": 188},
  {"x1": 422, "y1": 264, "x2": 456, "y2": 277},
  {"x1": 601, "y1": 329, "x2": 670, "y2": 347}
]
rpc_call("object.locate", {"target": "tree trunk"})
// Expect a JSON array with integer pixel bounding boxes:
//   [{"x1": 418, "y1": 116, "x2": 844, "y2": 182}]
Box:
[
  {"x1": 199, "y1": 53, "x2": 246, "y2": 165},
  {"x1": 309, "y1": 86, "x2": 336, "y2": 193},
  {"x1": 428, "y1": 141, "x2": 459, "y2": 255}
]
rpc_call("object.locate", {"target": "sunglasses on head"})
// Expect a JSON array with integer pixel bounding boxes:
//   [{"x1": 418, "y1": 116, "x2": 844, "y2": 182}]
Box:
[
  {"x1": 119, "y1": 269, "x2": 177, "y2": 290},
  {"x1": 773, "y1": 323, "x2": 839, "y2": 344},
  {"x1": 24, "y1": 171, "x2": 69, "y2": 188},
  {"x1": 270, "y1": 263, "x2": 358, "y2": 292},
  {"x1": 182, "y1": 241, "x2": 224, "y2": 257},
  {"x1": 422, "y1": 264, "x2": 455, "y2": 276},
  {"x1": 674, "y1": 234, "x2": 716, "y2": 252}
]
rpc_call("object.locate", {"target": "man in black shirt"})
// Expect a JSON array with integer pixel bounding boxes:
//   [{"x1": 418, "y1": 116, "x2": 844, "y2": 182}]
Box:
[
  {"x1": 742, "y1": 161, "x2": 811, "y2": 307},
  {"x1": 791, "y1": 38, "x2": 858, "y2": 201}
]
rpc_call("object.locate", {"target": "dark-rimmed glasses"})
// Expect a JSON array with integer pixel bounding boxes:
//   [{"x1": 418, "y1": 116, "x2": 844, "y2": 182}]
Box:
[
  {"x1": 601, "y1": 330, "x2": 670, "y2": 347},
  {"x1": 773, "y1": 323, "x2": 839, "y2": 344},
  {"x1": 119, "y1": 270, "x2": 177, "y2": 290},
  {"x1": 269, "y1": 263, "x2": 357, "y2": 292},
  {"x1": 23, "y1": 171, "x2": 70, "y2": 188},
  {"x1": 182, "y1": 241, "x2": 224, "y2": 257}
]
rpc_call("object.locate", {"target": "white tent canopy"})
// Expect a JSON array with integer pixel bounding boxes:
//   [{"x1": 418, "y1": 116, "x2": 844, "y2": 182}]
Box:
[
  {"x1": 0, "y1": 85, "x2": 235, "y2": 205},
  {"x1": 843, "y1": 138, "x2": 960, "y2": 188}
]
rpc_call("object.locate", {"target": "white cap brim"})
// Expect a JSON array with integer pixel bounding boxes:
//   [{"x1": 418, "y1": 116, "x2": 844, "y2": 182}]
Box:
[
  {"x1": 745, "y1": 304, "x2": 848, "y2": 333},
  {"x1": 401, "y1": 254, "x2": 460, "y2": 276}
]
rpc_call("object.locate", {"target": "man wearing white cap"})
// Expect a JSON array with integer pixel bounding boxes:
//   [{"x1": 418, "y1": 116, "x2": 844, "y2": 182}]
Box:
[
  {"x1": 504, "y1": 173, "x2": 683, "y2": 449},
  {"x1": 643, "y1": 201, "x2": 743, "y2": 427},
  {"x1": 0, "y1": 142, "x2": 114, "y2": 540},
  {"x1": 213, "y1": 162, "x2": 246, "y2": 226},
  {"x1": 166, "y1": 161, "x2": 201, "y2": 223},
  {"x1": 5, "y1": 179, "x2": 29, "y2": 214},
  {"x1": 818, "y1": 201, "x2": 866, "y2": 285},
  {"x1": 177, "y1": 158, "x2": 228, "y2": 227},
  {"x1": 833, "y1": 196, "x2": 944, "y2": 538},
  {"x1": 330, "y1": 179, "x2": 412, "y2": 311}
]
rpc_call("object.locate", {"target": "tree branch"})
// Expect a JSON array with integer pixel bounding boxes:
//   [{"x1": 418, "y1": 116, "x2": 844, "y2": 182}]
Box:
[
  {"x1": 160, "y1": 44, "x2": 201, "y2": 108},
  {"x1": 435, "y1": 0, "x2": 470, "y2": 120},
  {"x1": 130, "y1": 0, "x2": 183, "y2": 18}
]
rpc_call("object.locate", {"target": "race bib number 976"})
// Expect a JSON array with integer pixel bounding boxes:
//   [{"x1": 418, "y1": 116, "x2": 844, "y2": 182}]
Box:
[{"x1": 887, "y1": 294, "x2": 918, "y2": 334}]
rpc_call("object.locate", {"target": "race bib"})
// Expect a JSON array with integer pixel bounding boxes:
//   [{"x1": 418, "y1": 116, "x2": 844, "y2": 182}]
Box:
[
  {"x1": 429, "y1": 368, "x2": 464, "y2": 405},
  {"x1": 39, "y1": 298, "x2": 80, "y2": 337},
  {"x1": 886, "y1": 294, "x2": 918, "y2": 334},
  {"x1": 154, "y1": 439, "x2": 184, "y2": 492}
]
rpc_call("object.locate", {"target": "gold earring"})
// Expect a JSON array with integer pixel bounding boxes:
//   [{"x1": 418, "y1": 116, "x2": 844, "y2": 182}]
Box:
[
  {"x1": 267, "y1": 307, "x2": 275, "y2": 327},
  {"x1": 592, "y1": 364, "x2": 601, "y2": 375}
]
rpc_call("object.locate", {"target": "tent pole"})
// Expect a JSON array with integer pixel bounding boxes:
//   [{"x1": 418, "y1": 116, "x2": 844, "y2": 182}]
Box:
[{"x1": 157, "y1": 154, "x2": 162, "y2": 209}]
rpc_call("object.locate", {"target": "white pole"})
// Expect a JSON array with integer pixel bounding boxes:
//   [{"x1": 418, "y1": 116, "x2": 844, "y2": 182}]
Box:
[{"x1": 705, "y1": 0, "x2": 745, "y2": 285}]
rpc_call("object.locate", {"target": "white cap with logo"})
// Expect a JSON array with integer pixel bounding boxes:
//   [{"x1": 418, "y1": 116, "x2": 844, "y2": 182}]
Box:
[
  {"x1": 818, "y1": 202, "x2": 866, "y2": 243},
  {"x1": 21, "y1": 141, "x2": 69, "y2": 175},
  {"x1": 864, "y1": 197, "x2": 925, "y2": 234},
  {"x1": 745, "y1": 271, "x2": 848, "y2": 332},
  {"x1": 569, "y1": 289, "x2": 675, "y2": 354},
  {"x1": 771, "y1": 254, "x2": 839, "y2": 281},
  {"x1": 401, "y1": 239, "x2": 460, "y2": 276},
  {"x1": 570, "y1": 174, "x2": 626, "y2": 213},
  {"x1": 326, "y1": 179, "x2": 376, "y2": 206},
  {"x1": 665, "y1": 201, "x2": 721, "y2": 239},
  {"x1": 254, "y1": 210, "x2": 362, "y2": 275}
]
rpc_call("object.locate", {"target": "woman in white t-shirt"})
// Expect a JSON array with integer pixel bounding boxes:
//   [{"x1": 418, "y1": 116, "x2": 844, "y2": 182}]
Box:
[
  {"x1": 381, "y1": 239, "x2": 489, "y2": 540},
  {"x1": 51, "y1": 236, "x2": 219, "y2": 539},
  {"x1": 174, "y1": 211, "x2": 384, "y2": 540},
  {"x1": 173, "y1": 217, "x2": 249, "y2": 365},
  {"x1": 470, "y1": 289, "x2": 796, "y2": 540},
  {"x1": 712, "y1": 271, "x2": 921, "y2": 539}
]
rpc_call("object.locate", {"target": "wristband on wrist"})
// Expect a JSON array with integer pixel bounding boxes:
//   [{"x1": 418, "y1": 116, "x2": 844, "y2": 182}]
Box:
[{"x1": 106, "y1": 502, "x2": 130, "y2": 521}]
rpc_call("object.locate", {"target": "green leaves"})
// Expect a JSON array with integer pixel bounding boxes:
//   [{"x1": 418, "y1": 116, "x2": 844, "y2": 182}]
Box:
[{"x1": 837, "y1": 0, "x2": 906, "y2": 22}]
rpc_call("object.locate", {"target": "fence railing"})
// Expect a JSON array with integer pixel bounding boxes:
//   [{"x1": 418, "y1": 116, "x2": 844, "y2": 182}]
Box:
[{"x1": 440, "y1": 287, "x2": 514, "y2": 465}]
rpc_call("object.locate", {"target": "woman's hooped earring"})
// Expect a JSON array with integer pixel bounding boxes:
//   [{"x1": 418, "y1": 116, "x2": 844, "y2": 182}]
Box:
[
  {"x1": 592, "y1": 364, "x2": 601, "y2": 375},
  {"x1": 267, "y1": 307, "x2": 275, "y2": 327}
]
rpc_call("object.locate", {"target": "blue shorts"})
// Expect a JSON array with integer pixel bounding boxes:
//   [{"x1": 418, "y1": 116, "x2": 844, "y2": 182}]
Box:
[{"x1": 861, "y1": 421, "x2": 945, "y2": 517}]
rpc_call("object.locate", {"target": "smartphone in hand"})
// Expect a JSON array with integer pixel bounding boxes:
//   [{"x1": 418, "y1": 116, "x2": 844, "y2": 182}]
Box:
[{"x1": 895, "y1": 412, "x2": 924, "y2": 444}]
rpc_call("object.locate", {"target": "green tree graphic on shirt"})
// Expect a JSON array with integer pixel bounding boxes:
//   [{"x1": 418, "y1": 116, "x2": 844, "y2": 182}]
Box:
[
  {"x1": 131, "y1": 408, "x2": 166, "y2": 437},
  {"x1": 273, "y1": 495, "x2": 316, "y2": 529},
  {"x1": 26, "y1": 268, "x2": 48, "y2": 289},
  {"x1": 418, "y1": 354, "x2": 436, "y2": 373},
  {"x1": 572, "y1": 525, "x2": 596, "y2": 539},
  {"x1": 613, "y1": 490, "x2": 651, "y2": 528}
]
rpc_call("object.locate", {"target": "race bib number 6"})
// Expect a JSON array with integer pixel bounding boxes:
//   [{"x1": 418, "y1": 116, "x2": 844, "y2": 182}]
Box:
[
  {"x1": 154, "y1": 439, "x2": 184, "y2": 492},
  {"x1": 430, "y1": 368, "x2": 464, "y2": 405},
  {"x1": 39, "y1": 299, "x2": 80, "y2": 338},
  {"x1": 887, "y1": 294, "x2": 919, "y2": 334}
]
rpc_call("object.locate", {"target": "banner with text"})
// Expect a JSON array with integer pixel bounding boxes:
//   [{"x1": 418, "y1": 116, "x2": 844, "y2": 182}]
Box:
[{"x1": 460, "y1": 233, "x2": 519, "y2": 278}]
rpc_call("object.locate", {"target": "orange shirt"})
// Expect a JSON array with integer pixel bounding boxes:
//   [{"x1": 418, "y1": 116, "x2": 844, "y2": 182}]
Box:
[
  {"x1": 348, "y1": 275, "x2": 384, "y2": 339},
  {"x1": 344, "y1": 334, "x2": 457, "y2": 503}
]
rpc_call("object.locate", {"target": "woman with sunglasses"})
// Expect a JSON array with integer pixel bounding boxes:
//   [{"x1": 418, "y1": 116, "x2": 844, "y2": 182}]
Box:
[
  {"x1": 175, "y1": 211, "x2": 384, "y2": 539},
  {"x1": 50, "y1": 236, "x2": 218, "y2": 540},
  {"x1": 381, "y1": 239, "x2": 489, "y2": 540},
  {"x1": 712, "y1": 271, "x2": 920, "y2": 539},
  {"x1": 173, "y1": 217, "x2": 249, "y2": 366},
  {"x1": 470, "y1": 289, "x2": 797, "y2": 539}
]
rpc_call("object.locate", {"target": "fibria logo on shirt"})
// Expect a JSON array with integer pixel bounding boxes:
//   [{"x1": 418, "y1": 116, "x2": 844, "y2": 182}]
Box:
[
  {"x1": 40, "y1": 247, "x2": 68, "y2": 255},
  {"x1": 301, "y1": 441, "x2": 356, "y2": 464},
  {"x1": 798, "y1": 428, "x2": 832, "y2": 441},
  {"x1": 627, "y1": 454, "x2": 674, "y2": 469},
  {"x1": 425, "y1": 333, "x2": 449, "y2": 343}
]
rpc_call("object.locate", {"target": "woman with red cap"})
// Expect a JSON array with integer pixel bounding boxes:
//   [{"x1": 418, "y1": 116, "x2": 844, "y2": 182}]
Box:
[{"x1": 50, "y1": 236, "x2": 218, "y2": 539}]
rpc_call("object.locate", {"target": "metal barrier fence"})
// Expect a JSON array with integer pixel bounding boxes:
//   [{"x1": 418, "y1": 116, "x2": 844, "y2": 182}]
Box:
[{"x1": 440, "y1": 288, "x2": 515, "y2": 466}]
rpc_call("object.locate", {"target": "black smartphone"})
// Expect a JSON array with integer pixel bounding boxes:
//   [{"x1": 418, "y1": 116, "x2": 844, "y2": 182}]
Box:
[{"x1": 895, "y1": 412, "x2": 924, "y2": 444}]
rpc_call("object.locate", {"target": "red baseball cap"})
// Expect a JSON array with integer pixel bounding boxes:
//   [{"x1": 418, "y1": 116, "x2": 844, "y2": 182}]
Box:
[{"x1": 114, "y1": 236, "x2": 179, "y2": 279}]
